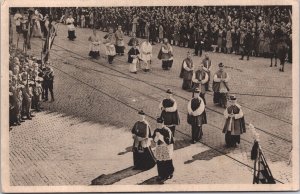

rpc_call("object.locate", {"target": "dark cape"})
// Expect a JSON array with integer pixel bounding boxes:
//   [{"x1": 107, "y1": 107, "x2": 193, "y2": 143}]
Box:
[
  {"x1": 153, "y1": 127, "x2": 174, "y2": 180},
  {"x1": 180, "y1": 58, "x2": 193, "y2": 78},
  {"x1": 131, "y1": 121, "x2": 156, "y2": 170},
  {"x1": 160, "y1": 98, "x2": 180, "y2": 126},
  {"x1": 153, "y1": 127, "x2": 175, "y2": 145},
  {"x1": 187, "y1": 97, "x2": 207, "y2": 126},
  {"x1": 128, "y1": 47, "x2": 140, "y2": 63}
]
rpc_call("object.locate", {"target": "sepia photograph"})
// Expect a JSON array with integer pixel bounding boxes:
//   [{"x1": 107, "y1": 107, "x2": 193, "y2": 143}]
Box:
[{"x1": 1, "y1": 0, "x2": 299, "y2": 192}]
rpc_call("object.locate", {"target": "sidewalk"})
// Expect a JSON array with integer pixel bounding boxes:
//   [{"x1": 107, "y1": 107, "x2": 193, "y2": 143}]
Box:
[{"x1": 10, "y1": 109, "x2": 291, "y2": 186}]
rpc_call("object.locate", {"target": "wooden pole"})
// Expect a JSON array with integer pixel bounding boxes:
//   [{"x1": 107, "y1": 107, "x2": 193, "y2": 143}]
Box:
[
  {"x1": 288, "y1": 9, "x2": 292, "y2": 24},
  {"x1": 9, "y1": 12, "x2": 13, "y2": 45}
]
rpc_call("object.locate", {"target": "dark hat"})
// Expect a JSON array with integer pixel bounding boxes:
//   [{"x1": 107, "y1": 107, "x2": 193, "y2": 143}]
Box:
[
  {"x1": 138, "y1": 110, "x2": 145, "y2": 115},
  {"x1": 229, "y1": 95, "x2": 237, "y2": 100},
  {"x1": 166, "y1": 89, "x2": 173, "y2": 94},
  {"x1": 194, "y1": 88, "x2": 200, "y2": 93},
  {"x1": 156, "y1": 117, "x2": 164, "y2": 123},
  {"x1": 218, "y1": 63, "x2": 224, "y2": 67}
]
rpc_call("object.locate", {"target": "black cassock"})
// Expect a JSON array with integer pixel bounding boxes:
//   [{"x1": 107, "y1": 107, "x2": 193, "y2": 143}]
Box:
[
  {"x1": 187, "y1": 97, "x2": 207, "y2": 141},
  {"x1": 153, "y1": 127, "x2": 175, "y2": 180},
  {"x1": 131, "y1": 121, "x2": 156, "y2": 170},
  {"x1": 160, "y1": 98, "x2": 180, "y2": 126}
]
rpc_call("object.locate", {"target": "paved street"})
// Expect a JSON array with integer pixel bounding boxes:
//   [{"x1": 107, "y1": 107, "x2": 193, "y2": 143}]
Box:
[{"x1": 9, "y1": 22, "x2": 293, "y2": 186}]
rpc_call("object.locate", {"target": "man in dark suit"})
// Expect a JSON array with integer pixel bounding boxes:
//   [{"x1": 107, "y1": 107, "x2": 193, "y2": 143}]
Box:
[{"x1": 239, "y1": 30, "x2": 253, "y2": 60}]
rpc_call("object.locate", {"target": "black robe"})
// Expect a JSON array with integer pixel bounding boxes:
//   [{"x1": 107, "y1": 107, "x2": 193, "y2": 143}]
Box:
[
  {"x1": 128, "y1": 48, "x2": 140, "y2": 63},
  {"x1": 187, "y1": 97, "x2": 207, "y2": 126},
  {"x1": 153, "y1": 127, "x2": 174, "y2": 180},
  {"x1": 160, "y1": 98, "x2": 180, "y2": 126},
  {"x1": 131, "y1": 121, "x2": 156, "y2": 170}
]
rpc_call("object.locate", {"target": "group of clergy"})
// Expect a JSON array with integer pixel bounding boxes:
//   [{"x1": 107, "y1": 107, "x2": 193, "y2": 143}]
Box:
[
  {"x1": 131, "y1": 85, "x2": 246, "y2": 184},
  {"x1": 84, "y1": 25, "x2": 247, "y2": 184}
]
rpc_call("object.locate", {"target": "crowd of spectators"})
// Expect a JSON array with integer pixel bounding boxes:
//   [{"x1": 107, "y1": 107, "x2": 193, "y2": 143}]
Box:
[
  {"x1": 12, "y1": 6, "x2": 292, "y2": 62},
  {"x1": 52, "y1": 6, "x2": 292, "y2": 62},
  {"x1": 9, "y1": 45, "x2": 54, "y2": 128}
]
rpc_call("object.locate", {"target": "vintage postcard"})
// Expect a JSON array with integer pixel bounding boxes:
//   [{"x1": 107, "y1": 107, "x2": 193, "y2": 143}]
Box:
[{"x1": 1, "y1": 0, "x2": 299, "y2": 192}]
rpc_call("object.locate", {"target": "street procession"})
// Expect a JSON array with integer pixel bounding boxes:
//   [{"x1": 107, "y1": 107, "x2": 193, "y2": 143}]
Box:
[{"x1": 5, "y1": 4, "x2": 295, "y2": 190}]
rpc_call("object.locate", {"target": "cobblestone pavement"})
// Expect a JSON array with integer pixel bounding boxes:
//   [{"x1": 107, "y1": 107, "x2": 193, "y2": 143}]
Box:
[{"x1": 9, "y1": 22, "x2": 293, "y2": 186}]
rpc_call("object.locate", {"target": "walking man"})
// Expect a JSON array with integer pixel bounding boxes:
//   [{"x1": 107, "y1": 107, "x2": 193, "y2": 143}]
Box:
[
  {"x1": 222, "y1": 95, "x2": 246, "y2": 147},
  {"x1": 131, "y1": 110, "x2": 156, "y2": 170},
  {"x1": 139, "y1": 36, "x2": 153, "y2": 72},
  {"x1": 115, "y1": 25, "x2": 125, "y2": 56},
  {"x1": 153, "y1": 117, "x2": 175, "y2": 184},
  {"x1": 158, "y1": 38, "x2": 174, "y2": 70},
  {"x1": 187, "y1": 88, "x2": 207, "y2": 144},
  {"x1": 192, "y1": 63, "x2": 208, "y2": 104},
  {"x1": 159, "y1": 89, "x2": 180, "y2": 137},
  {"x1": 212, "y1": 63, "x2": 229, "y2": 108},
  {"x1": 202, "y1": 53, "x2": 212, "y2": 91},
  {"x1": 180, "y1": 51, "x2": 194, "y2": 91}
]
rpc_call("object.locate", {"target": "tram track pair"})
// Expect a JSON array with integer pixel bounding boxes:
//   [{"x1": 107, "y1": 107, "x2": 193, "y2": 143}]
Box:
[
  {"x1": 40, "y1": 47, "x2": 286, "y2": 184},
  {"x1": 48, "y1": 49, "x2": 290, "y2": 160},
  {"x1": 54, "y1": 35, "x2": 292, "y2": 124},
  {"x1": 47, "y1": 41, "x2": 293, "y2": 143},
  {"x1": 29, "y1": 41, "x2": 288, "y2": 183},
  {"x1": 56, "y1": 33, "x2": 293, "y2": 99},
  {"x1": 33, "y1": 40, "x2": 291, "y2": 183}
]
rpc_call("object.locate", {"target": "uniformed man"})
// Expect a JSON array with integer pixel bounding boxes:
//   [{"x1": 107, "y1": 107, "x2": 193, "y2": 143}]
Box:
[
  {"x1": 187, "y1": 88, "x2": 207, "y2": 144},
  {"x1": 32, "y1": 77, "x2": 43, "y2": 111},
  {"x1": 43, "y1": 61, "x2": 55, "y2": 102},
  {"x1": 159, "y1": 89, "x2": 180, "y2": 137},
  {"x1": 9, "y1": 74, "x2": 20, "y2": 126},
  {"x1": 20, "y1": 78, "x2": 33, "y2": 120}
]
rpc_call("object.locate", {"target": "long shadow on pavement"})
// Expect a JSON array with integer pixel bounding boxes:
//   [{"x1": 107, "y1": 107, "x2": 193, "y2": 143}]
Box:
[
  {"x1": 184, "y1": 145, "x2": 231, "y2": 164},
  {"x1": 138, "y1": 176, "x2": 162, "y2": 185},
  {"x1": 139, "y1": 145, "x2": 233, "y2": 185},
  {"x1": 91, "y1": 166, "x2": 143, "y2": 185},
  {"x1": 91, "y1": 139, "x2": 190, "y2": 185}
]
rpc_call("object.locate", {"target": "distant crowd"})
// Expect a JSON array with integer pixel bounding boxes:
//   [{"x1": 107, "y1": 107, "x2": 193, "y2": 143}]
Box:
[
  {"x1": 12, "y1": 6, "x2": 292, "y2": 62},
  {"x1": 54, "y1": 6, "x2": 292, "y2": 61}
]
